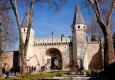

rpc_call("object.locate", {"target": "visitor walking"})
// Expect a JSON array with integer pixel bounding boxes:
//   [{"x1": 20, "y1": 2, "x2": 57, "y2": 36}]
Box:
[{"x1": 4, "y1": 63, "x2": 10, "y2": 78}]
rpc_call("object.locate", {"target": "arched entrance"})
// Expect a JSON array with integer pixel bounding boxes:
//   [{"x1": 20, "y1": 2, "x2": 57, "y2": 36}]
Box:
[{"x1": 46, "y1": 48, "x2": 62, "y2": 70}]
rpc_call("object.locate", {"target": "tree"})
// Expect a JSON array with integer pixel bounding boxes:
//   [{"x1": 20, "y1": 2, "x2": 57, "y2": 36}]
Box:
[
  {"x1": 9, "y1": 0, "x2": 67, "y2": 76},
  {"x1": 67, "y1": 60, "x2": 79, "y2": 74},
  {"x1": 113, "y1": 32, "x2": 115, "y2": 49},
  {"x1": 0, "y1": 0, "x2": 16, "y2": 77},
  {"x1": 87, "y1": 19, "x2": 102, "y2": 42},
  {"x1": 88, "y1": 0, "x2": 115, "y2": 68}
]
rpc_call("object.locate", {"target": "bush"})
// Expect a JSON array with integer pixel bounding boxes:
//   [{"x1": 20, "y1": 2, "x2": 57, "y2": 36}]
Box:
[
  {"x1": 1, "y1": 70, "x2": 70, "y2": 80},
  {"x1": 85, "y1": 69, "x2": 103, "y2": 77}
]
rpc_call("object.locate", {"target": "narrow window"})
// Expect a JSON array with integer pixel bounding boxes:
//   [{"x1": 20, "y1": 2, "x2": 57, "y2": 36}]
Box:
[
  {"x1": 84, "y1": 26, "x2": 85, "y2": 28},
  {"x1": 78, "y1": 26, "x2": 80, "y2": 28},
  {"x1": 24, "y1": 29, "x2": 25, "y2": 32}
]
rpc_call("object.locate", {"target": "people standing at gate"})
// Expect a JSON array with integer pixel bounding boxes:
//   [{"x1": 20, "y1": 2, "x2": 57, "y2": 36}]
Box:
[
  {"x1": 51, "y1": 54, "x2": 59, "y2": 70},
  {"x1": 54, "y1": 58, "x2": 59, "y2": 69},
  {"x1": 2, "y1": 63, "x2": 10, "y2": 78}
]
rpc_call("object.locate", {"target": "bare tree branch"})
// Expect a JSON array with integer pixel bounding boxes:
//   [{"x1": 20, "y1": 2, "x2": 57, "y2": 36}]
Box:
[
  {"x1": 89, "y1": 0, "x2": 105, "y2": 27},
  {"x1": 24, "y1": 0, "x2": 35, "y2": 57},
  {"x1": 106, "y1": 0, "x2": 115, "y2": 27},
  {"x1": 9, "y1": 0, "x2": 23, "y2": 44}
]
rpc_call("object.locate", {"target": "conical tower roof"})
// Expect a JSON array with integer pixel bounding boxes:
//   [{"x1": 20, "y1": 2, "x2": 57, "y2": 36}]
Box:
[
  {"x1": 22, "y1": 11, "x2": 29, "y2": 28},
  {"x1": 72, "y1": 3, "x2": 85, "y2": 25}
]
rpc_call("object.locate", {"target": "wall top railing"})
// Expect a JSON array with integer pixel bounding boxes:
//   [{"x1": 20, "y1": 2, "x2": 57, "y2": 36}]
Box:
[{"x1": 34, "y1": 36, "x2": 71, "y2": 45}]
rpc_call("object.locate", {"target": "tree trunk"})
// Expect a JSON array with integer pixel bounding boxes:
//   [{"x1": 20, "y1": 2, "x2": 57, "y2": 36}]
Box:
[
  {"x1": 0, "y1": 50, "x2": 3, "y2": 78},
  {"x1": 20, "y1": 46, "x2": 28, "y2": 76},
  {"x1": 20, "y1": 0, "x2": 35, "y2": 75},
  {"x1": 21, "y1": 56, "x2": 27, "y2": 76},
  {"x1": 0, "y1": 16, "x2": 3, "y2": 78},
  {"x1": 89, "y1": 0, "x2": 115, "y2": 69},
  {"x1": 98, "y1": 20, "x2": 115, "y2": 68},
  {"x1": 104, "y1": 27, "x2": 115, "y2": 68},
  {"x1": 9, "y1": 0, "x2": 35, "y2": 76}
]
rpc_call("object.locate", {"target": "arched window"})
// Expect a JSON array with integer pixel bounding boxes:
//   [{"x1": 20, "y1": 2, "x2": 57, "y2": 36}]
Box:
[
  {"x1": 83, "y1": 26, "x2": 85, "y2": 28},
  {"x1": 78, "y1": 25, "x2": 80, "y2": 28},
  {"x1": 24, "y1": 29, "x2": 25, "y2": 32}
]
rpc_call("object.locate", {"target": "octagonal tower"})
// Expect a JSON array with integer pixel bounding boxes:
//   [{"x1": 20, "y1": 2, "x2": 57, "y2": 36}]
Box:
[
  {"x1": 72, "y1": 3, "x2": 88, "y2": 70},
  {"x1": 21, "y1": 12, "x2": 35, "y2": 66}
]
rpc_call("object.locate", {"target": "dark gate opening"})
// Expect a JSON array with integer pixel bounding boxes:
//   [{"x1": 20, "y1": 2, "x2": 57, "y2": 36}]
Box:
[{"x1": 46, "y1": 48, "x2": 62, "y2": 70}]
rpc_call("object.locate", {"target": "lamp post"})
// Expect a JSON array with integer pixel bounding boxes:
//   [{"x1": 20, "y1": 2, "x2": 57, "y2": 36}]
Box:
[{"x1": 51, "y1": 32, "x2": 53, "y2": 43}]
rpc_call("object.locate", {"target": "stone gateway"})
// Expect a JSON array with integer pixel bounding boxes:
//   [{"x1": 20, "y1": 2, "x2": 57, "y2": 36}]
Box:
[{"x1": 3, "y1": 4, "x2": 103, "y2": 71}]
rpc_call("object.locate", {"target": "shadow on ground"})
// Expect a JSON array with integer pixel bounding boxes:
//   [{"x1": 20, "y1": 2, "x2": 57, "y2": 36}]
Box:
[{"x1": 98, "y1": 62, "x2": 115, "y2": 79}]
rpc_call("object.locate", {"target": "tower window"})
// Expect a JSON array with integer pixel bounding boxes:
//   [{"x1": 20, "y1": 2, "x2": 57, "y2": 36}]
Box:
[
  {"x1": 78, "y1": 26, "x2": 80, "y2": 28},
  {"x1": 24, "y1": 29, "x2": 25, "y2": 32},
  {"x1": 84, "y1": 26, "x2": 85, "y2": 28}
]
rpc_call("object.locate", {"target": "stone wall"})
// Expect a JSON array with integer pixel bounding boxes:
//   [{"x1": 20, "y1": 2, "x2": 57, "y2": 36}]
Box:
[
  {"x1": 26, "y1": 42, "x2": 71, "y2": 70},
  {"x1": 2, "y1": 51, "x2": 14, "y2": 68},
  {"x1": 87, "y1": 42, "x2": 103, "y2": 70},
  {"x1": 2, "y1": 51, "x2": 20, "y2": 68}
]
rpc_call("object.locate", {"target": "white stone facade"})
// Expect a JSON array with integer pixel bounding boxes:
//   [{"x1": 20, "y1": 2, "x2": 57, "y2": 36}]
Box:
[
  {"x1": 19, "y1": 4, "x2": 102, "y2": 71},
  {"x1": 3, "y1": 3, "x2": 103, "y2": 71},
  {"x1": 21, "y1": 25, "x2": 100, "y2": 71},
  {"x1": 72, "y1": 24, "x2": 88, "y2": 70},
  {"x1": 22, "y1": 30, "x2": 72, "y2": 70}
]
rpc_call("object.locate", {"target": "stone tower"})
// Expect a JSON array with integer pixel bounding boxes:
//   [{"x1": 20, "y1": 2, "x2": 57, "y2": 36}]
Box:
[
  {"x1": 21, "y1": 12, "x2": 35, "y2": 66},
  {"x1": 72, "y1": 3, "x2": 88, "y2": 70},
  {"x1": 21, "y1": 12, "x2": 34, "y2": 45}
]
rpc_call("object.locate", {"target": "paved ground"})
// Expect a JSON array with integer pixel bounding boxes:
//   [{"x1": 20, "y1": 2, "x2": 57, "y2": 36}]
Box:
[
  {"x1": 40, "y1": 77, "x2": 98, "y2": 80},
  {"x1": 40, "y1": 75, "x2": 99, "y2": 80}
]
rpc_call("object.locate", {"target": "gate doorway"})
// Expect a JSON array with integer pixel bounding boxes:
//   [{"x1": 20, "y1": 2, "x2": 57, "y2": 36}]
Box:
[{"x1": 46, "y1": 48, "x2": 62, "y2": 70}]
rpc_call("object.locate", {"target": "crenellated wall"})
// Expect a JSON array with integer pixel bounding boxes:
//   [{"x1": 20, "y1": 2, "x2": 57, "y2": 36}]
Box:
[
  {"x1": 3, "y1": 3, "x2": 104, "y2": 72},
  {"x1": 25, "y1": 36, "x2": 72, "y2": 70},
  {"x1": 34, "y1": 36, "x2": 70, "y2": 44}
]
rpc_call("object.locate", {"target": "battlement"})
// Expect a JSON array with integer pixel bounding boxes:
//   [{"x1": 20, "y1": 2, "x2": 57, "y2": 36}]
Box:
[{"x1": 34, "y1": 36, "x2": 71, "y2": 45}]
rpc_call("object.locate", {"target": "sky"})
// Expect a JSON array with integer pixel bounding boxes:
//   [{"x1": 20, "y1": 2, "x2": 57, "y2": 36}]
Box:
[
  {"x1": 32, "y1": 0, "x2": 91, "y2": 38},
  {"x1": 9, "y1": 0, "x2": 94, "y2": 51},
  {"x1": 8, "y1": 0, "x2": 115, "y2": 51},
  {"x1": 33, "y1": 0, "x2": 75, "y2": 38}
]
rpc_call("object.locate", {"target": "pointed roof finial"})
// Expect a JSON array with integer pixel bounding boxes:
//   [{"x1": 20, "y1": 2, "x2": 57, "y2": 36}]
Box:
[{"x1": 72, "y1": 1, "x2": 85, "y2": 25}]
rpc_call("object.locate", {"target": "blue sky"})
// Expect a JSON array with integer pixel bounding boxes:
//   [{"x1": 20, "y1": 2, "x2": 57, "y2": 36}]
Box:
[
  {"x1": 17, "y1": 0, "x2": 96, "y2": 38},
  {"x1": 33, "y1": 0, "x2": 75, "y2": 37},
  {"x1": 9, "y1": 0, "x2": 115, "y2": 51},
  {"x1": 32, "y1": 0, "x2": 90, "y2": 37},
  {"x1": 10, "y1": 0, "x2": 93, "y2": 51}
]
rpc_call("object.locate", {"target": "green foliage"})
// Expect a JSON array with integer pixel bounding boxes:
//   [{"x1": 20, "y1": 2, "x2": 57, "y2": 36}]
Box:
[
  {"x1": 85, "y1": 69, "x2": 103, "y2": 76},
  {"x1": 54, "y1": 70, "x2": 69, "y2": 76},
  {"x1": 0, "y1": 74, "x2": 2, "y2": 79},
  {"x1": 91, "y1": 35, "x2": 97, "y2": 41},
  {"x1": 1, "y1": 70, "x2": 70, "y2": 80}
]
